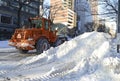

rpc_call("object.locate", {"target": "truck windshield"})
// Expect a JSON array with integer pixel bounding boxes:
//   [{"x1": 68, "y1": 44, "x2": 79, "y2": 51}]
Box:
[{"x1": 31, "y1": 19, "x2": 42, "y2": 28}]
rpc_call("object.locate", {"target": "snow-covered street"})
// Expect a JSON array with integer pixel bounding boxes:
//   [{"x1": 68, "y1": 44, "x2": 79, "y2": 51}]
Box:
[
  {"x1": 0, "y1": 47, "x2": 36, "y2": 61},
  {"x1": 0, "y1": 32, "x2": 120, "y2": 81}
]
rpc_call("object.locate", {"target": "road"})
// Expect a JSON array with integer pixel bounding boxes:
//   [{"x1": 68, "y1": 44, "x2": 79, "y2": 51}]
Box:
[{"x1": 0, "y1": 48, "x2": 37, "y2": 61}]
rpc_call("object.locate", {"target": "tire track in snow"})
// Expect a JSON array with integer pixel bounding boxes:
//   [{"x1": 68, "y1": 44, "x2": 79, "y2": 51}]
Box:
[
  {"x1": 0, "y1": 53, "x2": 51, "y2": 76},
  {"x1": 2, "y1": 61, "x2": 76, "y2": 81},
  {"x1": 14, "y1": 61, "x2": 75, "y2": 81}
]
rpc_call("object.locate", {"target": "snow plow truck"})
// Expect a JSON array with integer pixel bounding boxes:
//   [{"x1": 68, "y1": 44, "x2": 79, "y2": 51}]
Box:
[{"x1": 9, "y1": 16, "x2": 67, "y2": 54}]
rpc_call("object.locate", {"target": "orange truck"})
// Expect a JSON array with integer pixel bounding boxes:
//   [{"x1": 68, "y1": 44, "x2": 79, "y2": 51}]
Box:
[{"x1": 9, "y1": 17, "x2": 67, "y2": 54}]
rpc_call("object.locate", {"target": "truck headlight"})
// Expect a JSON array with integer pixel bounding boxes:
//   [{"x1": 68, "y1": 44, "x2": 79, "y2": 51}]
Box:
[{"x1": 17, "y1": 34, "x2": 21, "y2": 38}]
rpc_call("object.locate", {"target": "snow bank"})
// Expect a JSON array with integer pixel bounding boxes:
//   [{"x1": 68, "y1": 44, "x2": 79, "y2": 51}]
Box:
[{"x1": 0, "y1": 32, "x2": 120, "y2": 81}]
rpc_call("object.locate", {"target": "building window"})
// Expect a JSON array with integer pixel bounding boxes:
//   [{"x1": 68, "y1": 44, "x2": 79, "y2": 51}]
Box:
[
  {"x1": 10, "y1": 2, "x2": 19, "y2": 8},
  {"x1": 29, "y1": 2, "x2": 38, "y2": 8},
  {"x1": 13, "y1": 17, "x2": 18, "y2": 25},
  {"x1": 1, "y1": 15, "x2": 12, "y2": 24},
  {"x1": 29, "y1": 8, "x2": 38, "y2": 15},
  {"x1": 0, "y1": 0, "x2": 7, "y2": 6},
  {"x1": 0, "y1": 0, "x2": 3, "y2": 6},
  {"x1": 25, "y1": 6, "x2": 29, "y2": 12}
]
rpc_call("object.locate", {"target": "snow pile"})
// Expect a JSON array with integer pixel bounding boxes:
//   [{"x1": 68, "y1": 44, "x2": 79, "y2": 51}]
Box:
[{"x1": 0, "y1": 32, "x2": 120, "y2": 81}]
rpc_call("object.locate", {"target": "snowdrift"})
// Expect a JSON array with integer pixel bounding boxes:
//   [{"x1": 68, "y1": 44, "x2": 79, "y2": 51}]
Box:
[{"x1": 0, "y1": 32, "x2": 120, "y2": 81}]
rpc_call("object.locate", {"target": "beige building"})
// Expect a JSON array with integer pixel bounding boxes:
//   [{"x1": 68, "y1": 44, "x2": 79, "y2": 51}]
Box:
[
  {"x1": 62, "y1": 0, "x2": 74, "y2": 10},
  {"x1": 50, "y1": 0, "x2": 76, "y2": 29},
  {"x1": 88, "y1": 0, "x2": 99, "y2": 24}
]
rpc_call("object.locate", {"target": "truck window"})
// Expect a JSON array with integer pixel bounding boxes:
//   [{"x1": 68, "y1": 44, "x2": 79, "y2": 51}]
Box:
[
  {"x1": 45, "y1": 21, "x2": 49, "y2": 30},
  {"x1": 32, "y1": 19, "x2": 42, "y2": 28}
]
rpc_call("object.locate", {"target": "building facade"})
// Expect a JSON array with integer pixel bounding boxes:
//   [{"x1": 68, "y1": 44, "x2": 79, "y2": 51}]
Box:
[
  {"x1": 50, "y1": 0, "x2": 76, "y2": 29},
  {"x1": 88, "y1": 0, "x2": 99, "y2": 24},
  {"x1": 0, "y1": 0, "x2": 43, "y2": 40}
]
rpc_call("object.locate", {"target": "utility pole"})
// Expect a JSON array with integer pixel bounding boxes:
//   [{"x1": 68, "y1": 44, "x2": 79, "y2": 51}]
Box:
[{"x1": 117, "y1": 0, "x2": 120, "y2": 53}]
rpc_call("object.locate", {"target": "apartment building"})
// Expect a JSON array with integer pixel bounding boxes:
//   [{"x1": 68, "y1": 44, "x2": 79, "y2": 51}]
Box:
[
  {"x1": 88, "y1": 0, "x2": 99, "y2": 24},
  {"x1": 0, "y1": 0, "x2": 43, "y2": 40},
  {"x1": 50, "y1": 0, "x2": 76, "y2": 29}
]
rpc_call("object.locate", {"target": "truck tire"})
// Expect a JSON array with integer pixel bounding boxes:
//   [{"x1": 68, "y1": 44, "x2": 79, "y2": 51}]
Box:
[
  {"x1": 55, "y1": 38, "x2": 63, "y2": 47},
  {"x1": 18, "y1": 49, "x2": 28, "y2": 54},
  {"x1": 36, "y1": 38, "x2": 50, "y2": 54},
  {"x1": 55, "y1": 37, "x2": 67, "y2": 47}
]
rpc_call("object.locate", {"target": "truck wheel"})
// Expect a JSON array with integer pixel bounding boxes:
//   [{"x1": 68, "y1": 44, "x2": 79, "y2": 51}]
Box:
[
  {"x1": 18, "y1": 49, "x2": 28, "y2": 54},
  {"x1": 55, "y1": 38, "x2": 67, "y2": 47},
  {"x1": 55, "y1": 38, "x2": 63, "y2": 47},
  {"x1": 36, "y1": 38, "x2": 50, "y2": 54}
]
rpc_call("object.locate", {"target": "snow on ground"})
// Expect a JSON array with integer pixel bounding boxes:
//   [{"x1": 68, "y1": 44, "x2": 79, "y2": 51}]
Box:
[
  {"x1": 0, "y1": 32, "x2": 120, "y2": 81},
  {"x1": 0, "y1": 40, "x2": 12, "y2": 48},
  {"x1": 0, "y1": 40, "x2": 17, "y2": 53}
]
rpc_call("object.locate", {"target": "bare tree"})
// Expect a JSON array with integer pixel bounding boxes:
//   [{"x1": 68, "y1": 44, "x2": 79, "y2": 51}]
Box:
[
  {"x1": 99, "y1": 0, "x2": 118, "y2": 21},
  {"x1": 42, "y1": 2, "x2": 63, "y2": 23},
  {"x1": 49, "y1": 2, "x2": 63, "y2": 23},
  {"x1": 87, "y1": 0, "x2": 118, "y2": 21}
]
